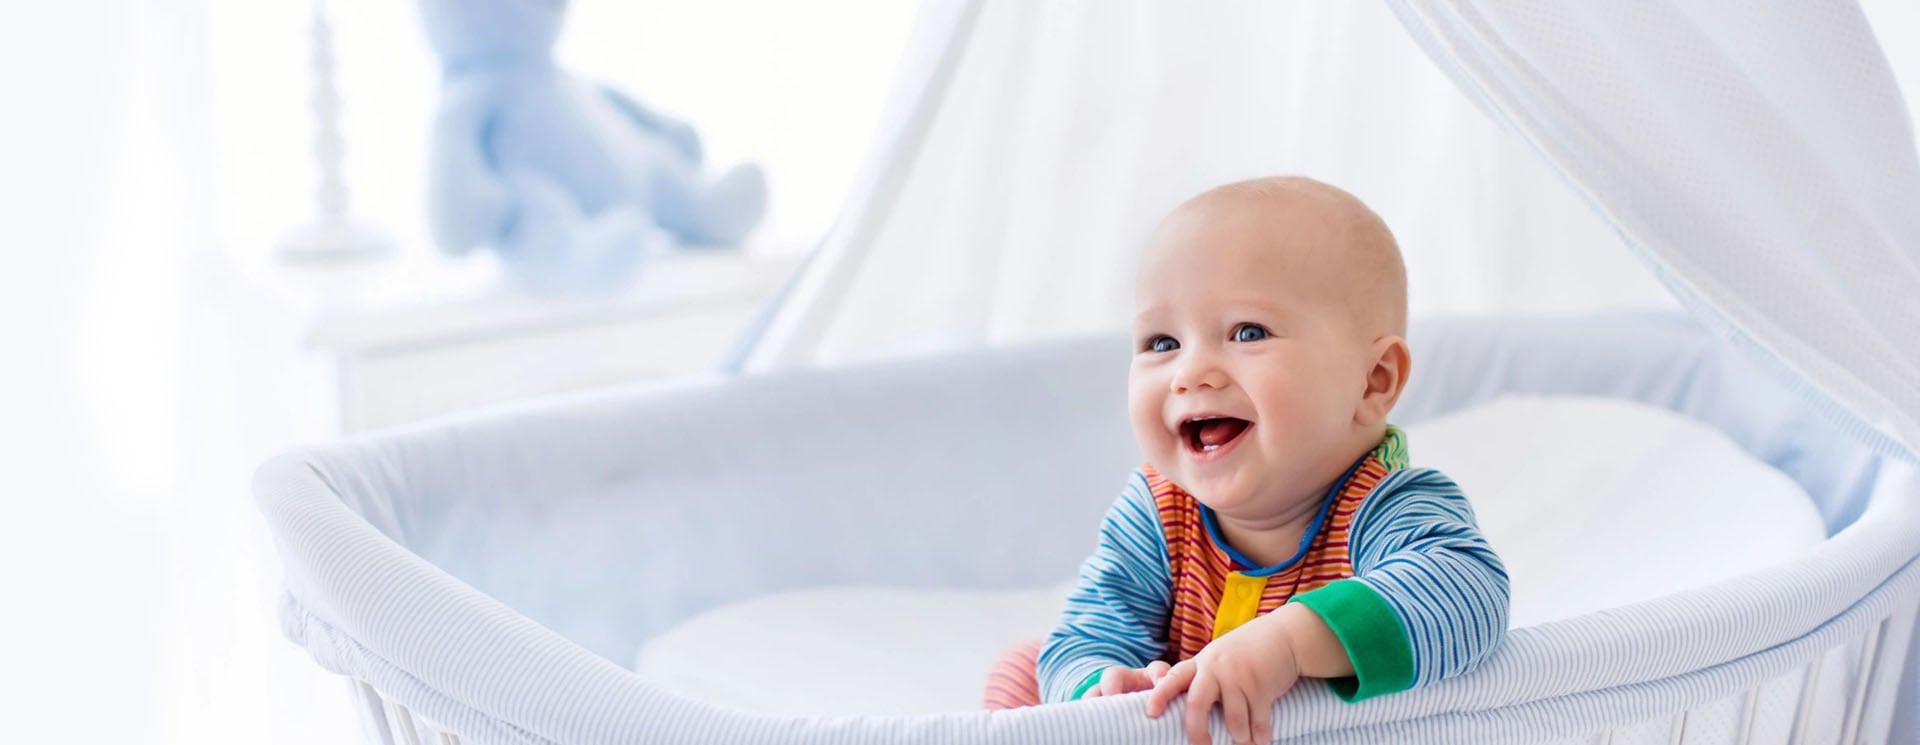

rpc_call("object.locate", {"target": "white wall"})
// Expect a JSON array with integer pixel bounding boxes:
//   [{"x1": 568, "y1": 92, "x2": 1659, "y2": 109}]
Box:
[{"x1": 1864, "y1": 0, "x2": 1920, "y2": 125}]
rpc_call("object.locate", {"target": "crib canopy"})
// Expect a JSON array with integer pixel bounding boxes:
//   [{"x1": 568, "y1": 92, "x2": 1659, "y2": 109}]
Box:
[{"x1": 735, "y1": 0, "x2": 1920, "y2": 464}]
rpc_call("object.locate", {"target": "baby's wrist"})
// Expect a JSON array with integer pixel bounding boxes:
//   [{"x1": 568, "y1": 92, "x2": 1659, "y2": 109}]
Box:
[
  {"x1": 1272, "y1": 602, "x2": 1353, "y2": 678},
  {"x1": 1272, "y1": 613, "x2": 1309, "y2": 672}
]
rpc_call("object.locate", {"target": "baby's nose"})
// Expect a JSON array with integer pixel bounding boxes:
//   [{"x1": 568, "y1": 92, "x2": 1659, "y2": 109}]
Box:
[{"x1": 1170, "y1": 355, "x2": 1228, "y2": 392}]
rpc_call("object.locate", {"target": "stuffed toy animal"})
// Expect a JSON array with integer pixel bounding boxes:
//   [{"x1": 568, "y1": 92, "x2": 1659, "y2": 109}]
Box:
[{"x1": 418, "y1": 0, "x2": 767, "y2": 295}]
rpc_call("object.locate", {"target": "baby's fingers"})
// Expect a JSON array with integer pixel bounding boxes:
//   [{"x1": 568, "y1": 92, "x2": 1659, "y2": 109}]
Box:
[
  {"x1": 1251, "y1": 696, "x2": 1273, "y2": 745},
  {"x1": 1145, "y1": 660, "x2": 1196, "y2": 718},
  {"x1": 1145, "y1": 660, "x2": 1171, "y2": 683},
  {"x1": 1098, "y1": 667, "x2": 1136, "y2": 697},
  {"x1": 1222, "y1": 684, "x2": 1251, "y2": 745},
  {"x1": 1184, "y1": 669, "x2": 1219, "y2": 745}
]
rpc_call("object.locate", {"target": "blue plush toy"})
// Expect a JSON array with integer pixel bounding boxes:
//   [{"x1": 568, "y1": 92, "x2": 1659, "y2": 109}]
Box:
[{"x1": 418, "y1": 0, "x2": 767, "y2": 295}]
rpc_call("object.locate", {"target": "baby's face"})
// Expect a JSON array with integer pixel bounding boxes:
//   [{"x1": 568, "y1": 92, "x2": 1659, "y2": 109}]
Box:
[{"x1": 1129, "y1": 194, "x2": 1385, "y2": 520}]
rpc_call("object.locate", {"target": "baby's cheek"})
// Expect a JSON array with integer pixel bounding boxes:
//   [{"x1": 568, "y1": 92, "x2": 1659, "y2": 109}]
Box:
[
  {"x1": 1126, "y1": 389, "x2": 1170, "y2": 458},
  {"x1": 1127, "y1": 407, "x2": 1162, "y2": 452}
]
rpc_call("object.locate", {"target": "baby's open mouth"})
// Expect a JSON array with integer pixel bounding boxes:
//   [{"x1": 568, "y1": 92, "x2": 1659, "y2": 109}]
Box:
[{"x1": 1180, "y1": 416, "x2": 1251, "y2": 453}]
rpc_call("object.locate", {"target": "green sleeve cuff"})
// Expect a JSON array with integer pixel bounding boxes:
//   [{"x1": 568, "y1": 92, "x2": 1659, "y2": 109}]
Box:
[
  {"x1": 1291, "y1": 578, "x2": 1415, "y2": 702},
  {"x1": 1070, "y1": 668, "x2": 1104, "y2": 700}
]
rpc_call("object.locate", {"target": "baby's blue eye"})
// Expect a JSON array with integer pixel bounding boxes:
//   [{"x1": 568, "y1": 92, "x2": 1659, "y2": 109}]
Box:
[
  {"x1": 1145, "y1": 335, "x2": 1179, "y2": 353},
  {"x1": 1232, "y1": 323, "x2": 1270, "y2": 343}
]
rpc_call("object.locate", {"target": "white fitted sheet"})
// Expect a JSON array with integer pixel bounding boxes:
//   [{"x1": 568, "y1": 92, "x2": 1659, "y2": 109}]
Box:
[{"x1": 634, "y1": 396, "x2": 1825, "y2": 716}]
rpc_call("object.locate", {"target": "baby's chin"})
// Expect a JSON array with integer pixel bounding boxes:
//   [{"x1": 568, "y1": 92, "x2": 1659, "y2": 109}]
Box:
[
  {"x1": 1169, "y1": 461, "x2": 1316, "y2": 521},
  {"x1": 1168, "y1": 465, "x2": 1260, "y2": 512}
]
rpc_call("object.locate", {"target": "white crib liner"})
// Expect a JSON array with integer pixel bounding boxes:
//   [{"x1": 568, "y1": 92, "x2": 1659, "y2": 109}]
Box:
[
  {"x1": 628, "y1": 396, "x2": 1834, "y2": 717},
  {"x1": 256, "y1": 312, "x2": 1920, "y2": 744}
]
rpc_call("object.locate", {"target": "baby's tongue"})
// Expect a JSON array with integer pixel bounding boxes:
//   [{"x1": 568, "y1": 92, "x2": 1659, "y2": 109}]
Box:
[{"x1": 1197, "y1": 419, "x2": 1245, "y2": 447}]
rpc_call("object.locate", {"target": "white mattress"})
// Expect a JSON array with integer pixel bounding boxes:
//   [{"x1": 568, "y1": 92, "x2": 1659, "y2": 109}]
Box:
[{"x1": 633, "y1": 396, "x2": 1826, "y2": 716}]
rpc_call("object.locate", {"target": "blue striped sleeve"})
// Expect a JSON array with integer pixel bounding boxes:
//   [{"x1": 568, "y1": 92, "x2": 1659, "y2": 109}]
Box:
[
  {"x1": 1343, "y1": 467, "x2": 1511, "y2": 690},
  {"x1": 1036, "y1": 471, "x2": 1174, "y2": 702}
]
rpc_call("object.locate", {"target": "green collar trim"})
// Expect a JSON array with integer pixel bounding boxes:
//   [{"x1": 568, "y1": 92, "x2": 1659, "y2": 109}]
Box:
[{"x1": 1372, "y1": 424, "x2": 1409, "y2": 471}]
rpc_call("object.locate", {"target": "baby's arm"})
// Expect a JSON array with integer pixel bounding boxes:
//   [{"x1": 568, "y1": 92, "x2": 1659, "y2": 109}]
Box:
[
  {"x1": 1146, "y1": 468, "x2": 1507, "y2": 745},
  {"x1": 1037, "y1": 472, "x2": 1175, "y2": 703},
  {"x1": 1290, "y1": 467, "x2": 1511, "y2": 701}
]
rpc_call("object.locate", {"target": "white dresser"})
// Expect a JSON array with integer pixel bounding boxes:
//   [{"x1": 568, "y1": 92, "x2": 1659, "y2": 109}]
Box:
[{"x1": 303, "y1": 250, "x2": 800, "y2": 433}]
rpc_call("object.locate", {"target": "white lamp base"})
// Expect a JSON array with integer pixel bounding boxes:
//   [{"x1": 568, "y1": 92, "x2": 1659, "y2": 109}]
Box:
[
  {"x1": 276, "y1": 220, "x2": 394, "y2": 266},
  {"x1": 272, "y1": 220, "x2": 397, "y2": 305}
]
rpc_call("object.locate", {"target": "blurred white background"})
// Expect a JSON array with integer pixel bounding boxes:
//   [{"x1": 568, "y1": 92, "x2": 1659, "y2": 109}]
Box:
[
  {"x1": 1, "y1": 1, "x2": 913, "y2": 742},
  {"x1": 0, "y1": 1, "x2": 1914, "y2": 743}
]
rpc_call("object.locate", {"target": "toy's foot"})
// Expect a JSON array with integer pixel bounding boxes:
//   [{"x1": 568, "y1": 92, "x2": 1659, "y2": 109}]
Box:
[
  {"x1": 501, "y1": 205, "x2": 669, "y2": 297},
  {"x1": 659, "y1": 120, "x2": 704, "y2": 165},
  {"x1": 682, "y1": 164, "x2": 768, "y2": 248}
]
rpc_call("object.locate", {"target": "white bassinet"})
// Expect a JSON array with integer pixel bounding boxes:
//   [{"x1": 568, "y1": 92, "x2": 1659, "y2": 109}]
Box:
[
  {"x1": 256, "y1": 0, "x2": 1920, "y2": 742},
  {"x1": 255, "y1": 312, "x2": 1920, "y2": 745}
]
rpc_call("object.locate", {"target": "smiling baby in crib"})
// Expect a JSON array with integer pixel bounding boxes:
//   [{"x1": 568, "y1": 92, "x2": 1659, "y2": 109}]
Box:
[{"x1": 983, "y1": 177, "x2": 1511, "y2": 745}]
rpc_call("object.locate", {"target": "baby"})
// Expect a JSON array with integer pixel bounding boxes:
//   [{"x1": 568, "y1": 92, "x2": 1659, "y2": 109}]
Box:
[{"x1": 983, "y1": 177, "x2": 1510, "y2": 745}]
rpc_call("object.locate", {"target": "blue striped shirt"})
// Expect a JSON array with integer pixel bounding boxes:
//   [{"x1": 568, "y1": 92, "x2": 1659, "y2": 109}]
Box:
[{"x1": 1037, "y1": 466, "x2": 1510, "y2": 702}]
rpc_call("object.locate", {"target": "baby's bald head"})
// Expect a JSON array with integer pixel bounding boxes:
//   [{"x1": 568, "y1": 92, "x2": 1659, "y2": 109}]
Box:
[{"x1": 1140, "y1": 176, "x2": 1407, "y2": 337}]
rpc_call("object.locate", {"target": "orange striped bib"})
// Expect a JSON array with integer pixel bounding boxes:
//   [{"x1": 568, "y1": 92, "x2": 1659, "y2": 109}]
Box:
[{"x1": 1149, "y1": 426, "x2": 1407, "y2": 660}]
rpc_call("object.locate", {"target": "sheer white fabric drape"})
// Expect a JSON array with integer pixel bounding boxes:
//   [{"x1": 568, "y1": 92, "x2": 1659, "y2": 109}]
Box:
[
  {"x1": 740, "y1": 0, "x2": 1674, "y2": 371},
  {"x1": 1386, "y1": 0, "x2": 1920, "y2": 460}
]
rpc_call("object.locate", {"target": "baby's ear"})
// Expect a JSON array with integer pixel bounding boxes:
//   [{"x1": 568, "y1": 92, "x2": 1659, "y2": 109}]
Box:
[{"x1": 1356, "y1": 336, "x2": 1411, "y2": 426}]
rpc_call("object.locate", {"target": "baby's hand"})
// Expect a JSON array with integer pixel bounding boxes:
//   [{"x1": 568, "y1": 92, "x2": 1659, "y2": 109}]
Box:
[
  {"x1": 1145, "y1": 611, "x2": 1303, "y2": 745},
  {"x1": 1081, "y1": 660, "x2": 1173, "y2": 698}
]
